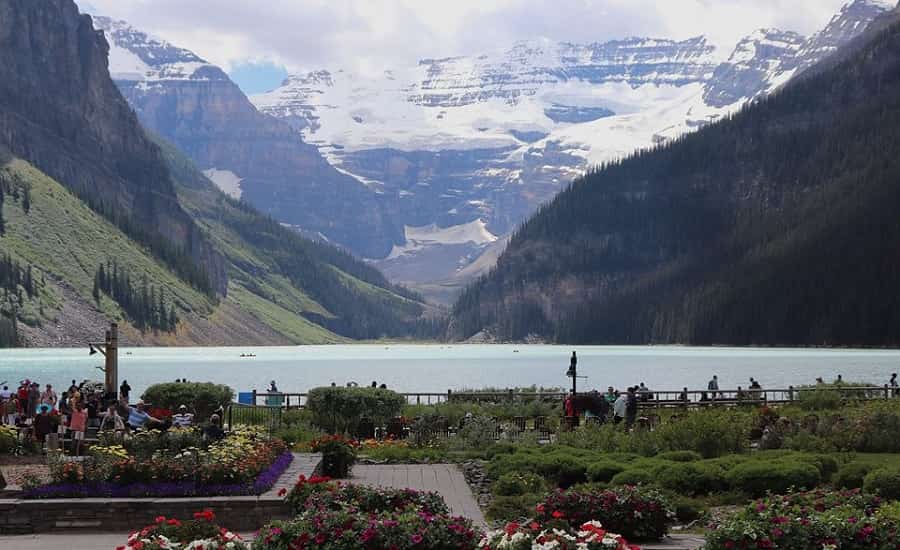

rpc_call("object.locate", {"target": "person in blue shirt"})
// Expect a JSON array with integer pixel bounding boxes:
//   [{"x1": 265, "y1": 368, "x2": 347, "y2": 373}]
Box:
[{"x1": 127, "y1": 400, "x2": 160, "y2": 430}]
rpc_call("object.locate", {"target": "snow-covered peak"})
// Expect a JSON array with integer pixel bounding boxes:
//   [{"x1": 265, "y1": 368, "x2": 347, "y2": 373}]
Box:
[
  {"x1": 793, "y1": 0, "x2": 895, "y2": 71},
  {"x1": 90, "y1": 15, "x2": 223, "y2": 82},
  {"x1": 702, "y1": 28, "x2": 805, "y2": 107}
]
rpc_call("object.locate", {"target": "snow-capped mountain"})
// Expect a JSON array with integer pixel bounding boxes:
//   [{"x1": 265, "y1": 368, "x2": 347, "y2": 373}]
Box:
[
  {"x1": 252, "y1": 0, "x2": 894, "y2": 303},
  {"x1": 90, "y1": 15, "x2": 400, "y2": 260}
]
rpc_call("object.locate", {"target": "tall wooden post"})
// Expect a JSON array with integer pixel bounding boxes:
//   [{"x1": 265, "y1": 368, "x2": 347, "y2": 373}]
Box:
[{"x1": 105, "y1": 323, "x2": 118, "y2": 396}]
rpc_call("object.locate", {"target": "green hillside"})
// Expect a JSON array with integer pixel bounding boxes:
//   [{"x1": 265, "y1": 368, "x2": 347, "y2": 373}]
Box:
[{"x1": 0, "y1": 155, "x2": 346, "y2": 345}]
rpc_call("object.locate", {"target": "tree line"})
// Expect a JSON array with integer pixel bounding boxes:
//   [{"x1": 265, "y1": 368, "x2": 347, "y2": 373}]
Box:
[{"x1": 93, "y1": 261, "x2": 178, "y2": 333}]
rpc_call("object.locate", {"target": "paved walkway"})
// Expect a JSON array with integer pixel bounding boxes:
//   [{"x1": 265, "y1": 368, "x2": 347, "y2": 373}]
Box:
[
  {"x1": 261, "y1": 452, "x2": 320, "y2": 498},
  {"x1": 350, "y1": 463, "x2": 488, "y2": 529}
]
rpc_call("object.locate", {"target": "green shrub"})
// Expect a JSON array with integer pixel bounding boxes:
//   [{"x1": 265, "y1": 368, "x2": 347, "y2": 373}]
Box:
[
  {"x1": 796, "y1": 387, "x2": 843, "y2": 410},
  {"x1": 492, "y1": 472, "x2": 547, "y2": 497},
  {"x1": 864, "y1": 468, "x2": 900, "y2": 500},
  {"x1": 306, "y1": 386, "x2": 405, "y2": 435},
  {"x1": 487, "y1": 449, "x2": 588, "y2": 488},
  {"x1": 800, "y1": 454, "x2": 840, "y2": 479},
  {"x1": 653, "y1": 409, "x2": 747, "y2": 458},
  {"x1": 447, "y1": 415, "x2": 498, "y2": 451},
  {"x1": 784, "y1": 432, "x2": 837, "y2": 453},
  {"x1": 0, "y1": 425, "x2": 16, "y2": 454},
  {"x1": 726, "y1": 460, "x2": 820, "y2": 496},
  {"x1": 665, "y1": 494, "x2": 706, "y2": 524},
  {"x1": 610, "y1": 469, "x2": 655, "y2": 487},
  {"x1": 309, "y1": 435, "x2": 358, "y2": 478},
  {"x1": 485, "y1": 494, "x2": 542, "y2": 522},
  {"x1": 586, "y1": 460, "x2": 626, "y2": 482},
  {"x1": 833, "y1": 462, "x2": 873, "y2": 490},
  {"x1": 655, "y1": 462, "x2": 726, "y2": 495},
  {"x1": 142, "y1": 382, "x2": 233, "y2": 420},
  {"x1": 657, "y1": 450, "x2": 702, "y2": 462}
]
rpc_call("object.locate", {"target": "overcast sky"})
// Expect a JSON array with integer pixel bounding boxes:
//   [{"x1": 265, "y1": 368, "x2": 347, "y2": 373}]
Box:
[{"x1": 79, "y1": 0, "x2": 851, "y2": 94}]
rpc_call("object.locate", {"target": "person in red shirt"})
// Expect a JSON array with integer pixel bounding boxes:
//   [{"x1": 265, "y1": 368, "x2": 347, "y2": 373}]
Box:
[{"x1": 69, "y1": 402, "x2": 88, "y2": 456}]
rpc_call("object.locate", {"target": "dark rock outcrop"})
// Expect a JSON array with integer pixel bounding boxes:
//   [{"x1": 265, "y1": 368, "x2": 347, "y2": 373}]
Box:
[{"x1": 0, "y1": 0, "x2": 225, "y2": 294}]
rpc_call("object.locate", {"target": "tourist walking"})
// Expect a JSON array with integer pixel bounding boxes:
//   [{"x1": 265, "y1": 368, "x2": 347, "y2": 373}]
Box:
[
  {"x1": 625, "y1": 387, "x2": 638, "y2": 429},
  {"x1": 3, "y1": 394, "x2": 17, "y2": 425},
  {"x1": 69, "y1": 402, "x2": 88, "y2": 456},
  {"x1": 613, "y1": 391, "x2": 627, "y2": 424},
  {"x1": 26, "y1": 382, "x2": 39, "y2": 418},
  {"x1": 119, "y1": 380, "x2": 131, "y2": 402},
  {"x1": 891, "y1": 373, "x2": 898, "y2": 397},
  {"x1": 708, "y1": 375, "x2": 720, "y2": 400}
]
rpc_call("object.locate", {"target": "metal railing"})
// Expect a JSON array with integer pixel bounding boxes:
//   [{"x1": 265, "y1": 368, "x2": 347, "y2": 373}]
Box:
[{"x1": 227, "y1": 385, "x2": 897, "y2": 431}]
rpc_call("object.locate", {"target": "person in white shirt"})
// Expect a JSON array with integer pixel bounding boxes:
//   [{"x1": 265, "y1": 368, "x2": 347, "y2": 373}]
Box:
[
  {"x1": 0, "y1": 384, "x2": 11, "y2": 401},
  {"x1": 172, "y1": 405, "x2": 194, "y2": 428},
  {"x1": 613, "y1": 393, "x2": 627, "y2": 424}
]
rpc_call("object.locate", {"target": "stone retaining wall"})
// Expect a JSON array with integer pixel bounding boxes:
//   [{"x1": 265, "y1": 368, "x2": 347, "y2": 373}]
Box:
[{"x1": 0, "y1": 495, "x2": 290, "y2": 534}]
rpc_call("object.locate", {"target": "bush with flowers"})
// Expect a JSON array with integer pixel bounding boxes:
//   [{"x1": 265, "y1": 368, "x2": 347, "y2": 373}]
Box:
[
  {"x1": 260, "y1": 473, "x2": 482, "y2": 549},
  {"x1": 533, "y1": 486, "x2": 674, "y2": 541},
  {"x1": 25, "y1": 427, "x2": 292, "y2": 498},
  {"x1": 479, "y1": 521, "x2": 639, "y2": 550},
  {"x1": 256, "y1": 508, "x2": 481, "y2": 549},
  {"x1": 284, "y1": 474, "x2": 449, "y2": 516},
  {"x1": 705, "y1": 489, "x2": 899, "y2": 549},
  {"x1": 308, "y1": 434, "x2": 359, "y2": 478},
  {"x1": 116, "y1": 509, "x2": 248, "y2": 550}
]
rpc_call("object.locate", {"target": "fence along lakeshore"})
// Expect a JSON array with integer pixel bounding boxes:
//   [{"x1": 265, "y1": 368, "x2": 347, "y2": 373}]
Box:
[{"x1": 225, "y1": 384, "x2": 897, "y2": 432}]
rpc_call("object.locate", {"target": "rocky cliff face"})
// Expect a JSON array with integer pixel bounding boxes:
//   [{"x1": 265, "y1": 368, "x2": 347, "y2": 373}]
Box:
[
  {"x1": 0, "y1": 0, "x2": 225, "y2": 294},
  {"x1": 92, "y1": 16, "x2": 399, "y2": 259}
]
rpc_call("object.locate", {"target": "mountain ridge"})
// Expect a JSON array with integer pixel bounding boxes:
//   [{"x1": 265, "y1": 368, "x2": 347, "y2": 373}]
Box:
[{"x1": 450, "y1": 11, "x2": 900, "y2": 346}]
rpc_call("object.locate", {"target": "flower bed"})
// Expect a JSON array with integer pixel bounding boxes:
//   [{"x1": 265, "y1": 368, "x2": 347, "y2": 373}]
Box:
[
  {"x1": 705, "y1": 489, "x2": 899, "y2": 549},
  {"x1": 259, "y1": 474, "x2": 482, "y2": 549},
  {"x1": 23, "y1": 427, "x2": 291, "y2": 499},
  {"x1": 117, "y1": 509, "x2": 248, "y2": 550},
  {"x1": 533, "y1": 486, "x2": 674, "y2": 541},
  {"x1": 285, "y1": 474, "x2": 450, "y2": 516},
  {"x1": 480, "y1": 521, "x2": 639, "y2": 549},
  {"x1": 257, "y1": 509, "x2": 482, "y2": 549}
]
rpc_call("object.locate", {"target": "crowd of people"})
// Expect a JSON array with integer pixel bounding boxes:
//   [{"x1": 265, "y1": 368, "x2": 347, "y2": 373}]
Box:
[
  {"x1": 0, "y1": 378, "x2": 225, "y2": 455},
  {"x1": 561, "y1": 372, "x2": 900, "y2": 430}
]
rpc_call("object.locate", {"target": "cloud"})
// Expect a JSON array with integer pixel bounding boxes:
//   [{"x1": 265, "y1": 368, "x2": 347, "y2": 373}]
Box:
[{"x1": 80, "y1": 0, "x2": 850, "y2": 76}]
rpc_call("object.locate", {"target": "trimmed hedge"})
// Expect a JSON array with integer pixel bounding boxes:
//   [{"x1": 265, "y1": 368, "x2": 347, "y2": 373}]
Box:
[
  {"x1": 142, "y1": 382, "x2": 233, "y2": 419},
  {"x1": 864, "y1": 467, "x2": 900, "y2": 500},
  {"x1": 725, "y1": 460, "x2": 820, "y2": 496},
  {"x1": 305, "y1": 386, "x2": 405, "y2": 435},
  {"x1": 586, "y1": 460, "x2": 626, "y2": 483},
  {"x1": 833, "y1": 462, "x2": 874, "y2": 490}
]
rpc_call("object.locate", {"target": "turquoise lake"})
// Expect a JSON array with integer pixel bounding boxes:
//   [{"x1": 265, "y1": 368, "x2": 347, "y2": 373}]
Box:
[{"x1": 1, "y1": 345, "x2": 899, "y2": 398}]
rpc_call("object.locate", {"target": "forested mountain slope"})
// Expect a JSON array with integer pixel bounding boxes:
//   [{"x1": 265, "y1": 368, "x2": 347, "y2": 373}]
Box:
[
  {"x1": 0, "y1": 0, "x2": 427, "y2": 346},
  {"x1": 452, "y1": 13, "x2": 900, "y2": 346}
]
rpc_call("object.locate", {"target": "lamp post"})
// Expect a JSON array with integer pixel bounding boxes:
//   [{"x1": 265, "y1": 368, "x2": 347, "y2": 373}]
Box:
[
  {"x1": 565, "y1": 351, "x2": 580, "y2": 395},
  {"x1": 89, "y1": 322, "x2": 118, "y2": 397}
]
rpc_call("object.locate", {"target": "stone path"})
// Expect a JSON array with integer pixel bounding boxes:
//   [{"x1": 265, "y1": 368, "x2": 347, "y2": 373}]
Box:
[
  {"x1": 350, "y1": 464, "x2": 488, "y2": 529},
  {"x1": 261, "y1": 452, "x2": 320, "y2": 498},
  {"x1": 643, "y1": 535, "x2": 706, "y2": 549}
]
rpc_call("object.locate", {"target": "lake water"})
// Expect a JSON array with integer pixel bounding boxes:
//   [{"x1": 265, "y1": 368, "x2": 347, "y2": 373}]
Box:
[{"x1": 1, "y1": 345, "x2": 899, "y2": 398}]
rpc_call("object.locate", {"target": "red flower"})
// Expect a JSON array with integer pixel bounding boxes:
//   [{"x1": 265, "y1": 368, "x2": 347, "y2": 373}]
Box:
[
  {"x1": 166, "y1": 519, "x2": 181, "y2": 526},
  {"x1": 154, "y1": 516, "x2": 166, "y2": 524},
  {"x1": 551, "y1": 510, "x2": 565, "y2": 519},
  {"x1": 193, "y1": 509, "x2": 215, "y2": 522},
  {"x1": 278, "y1": 488, "x2": 287, "y2": 497}
]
